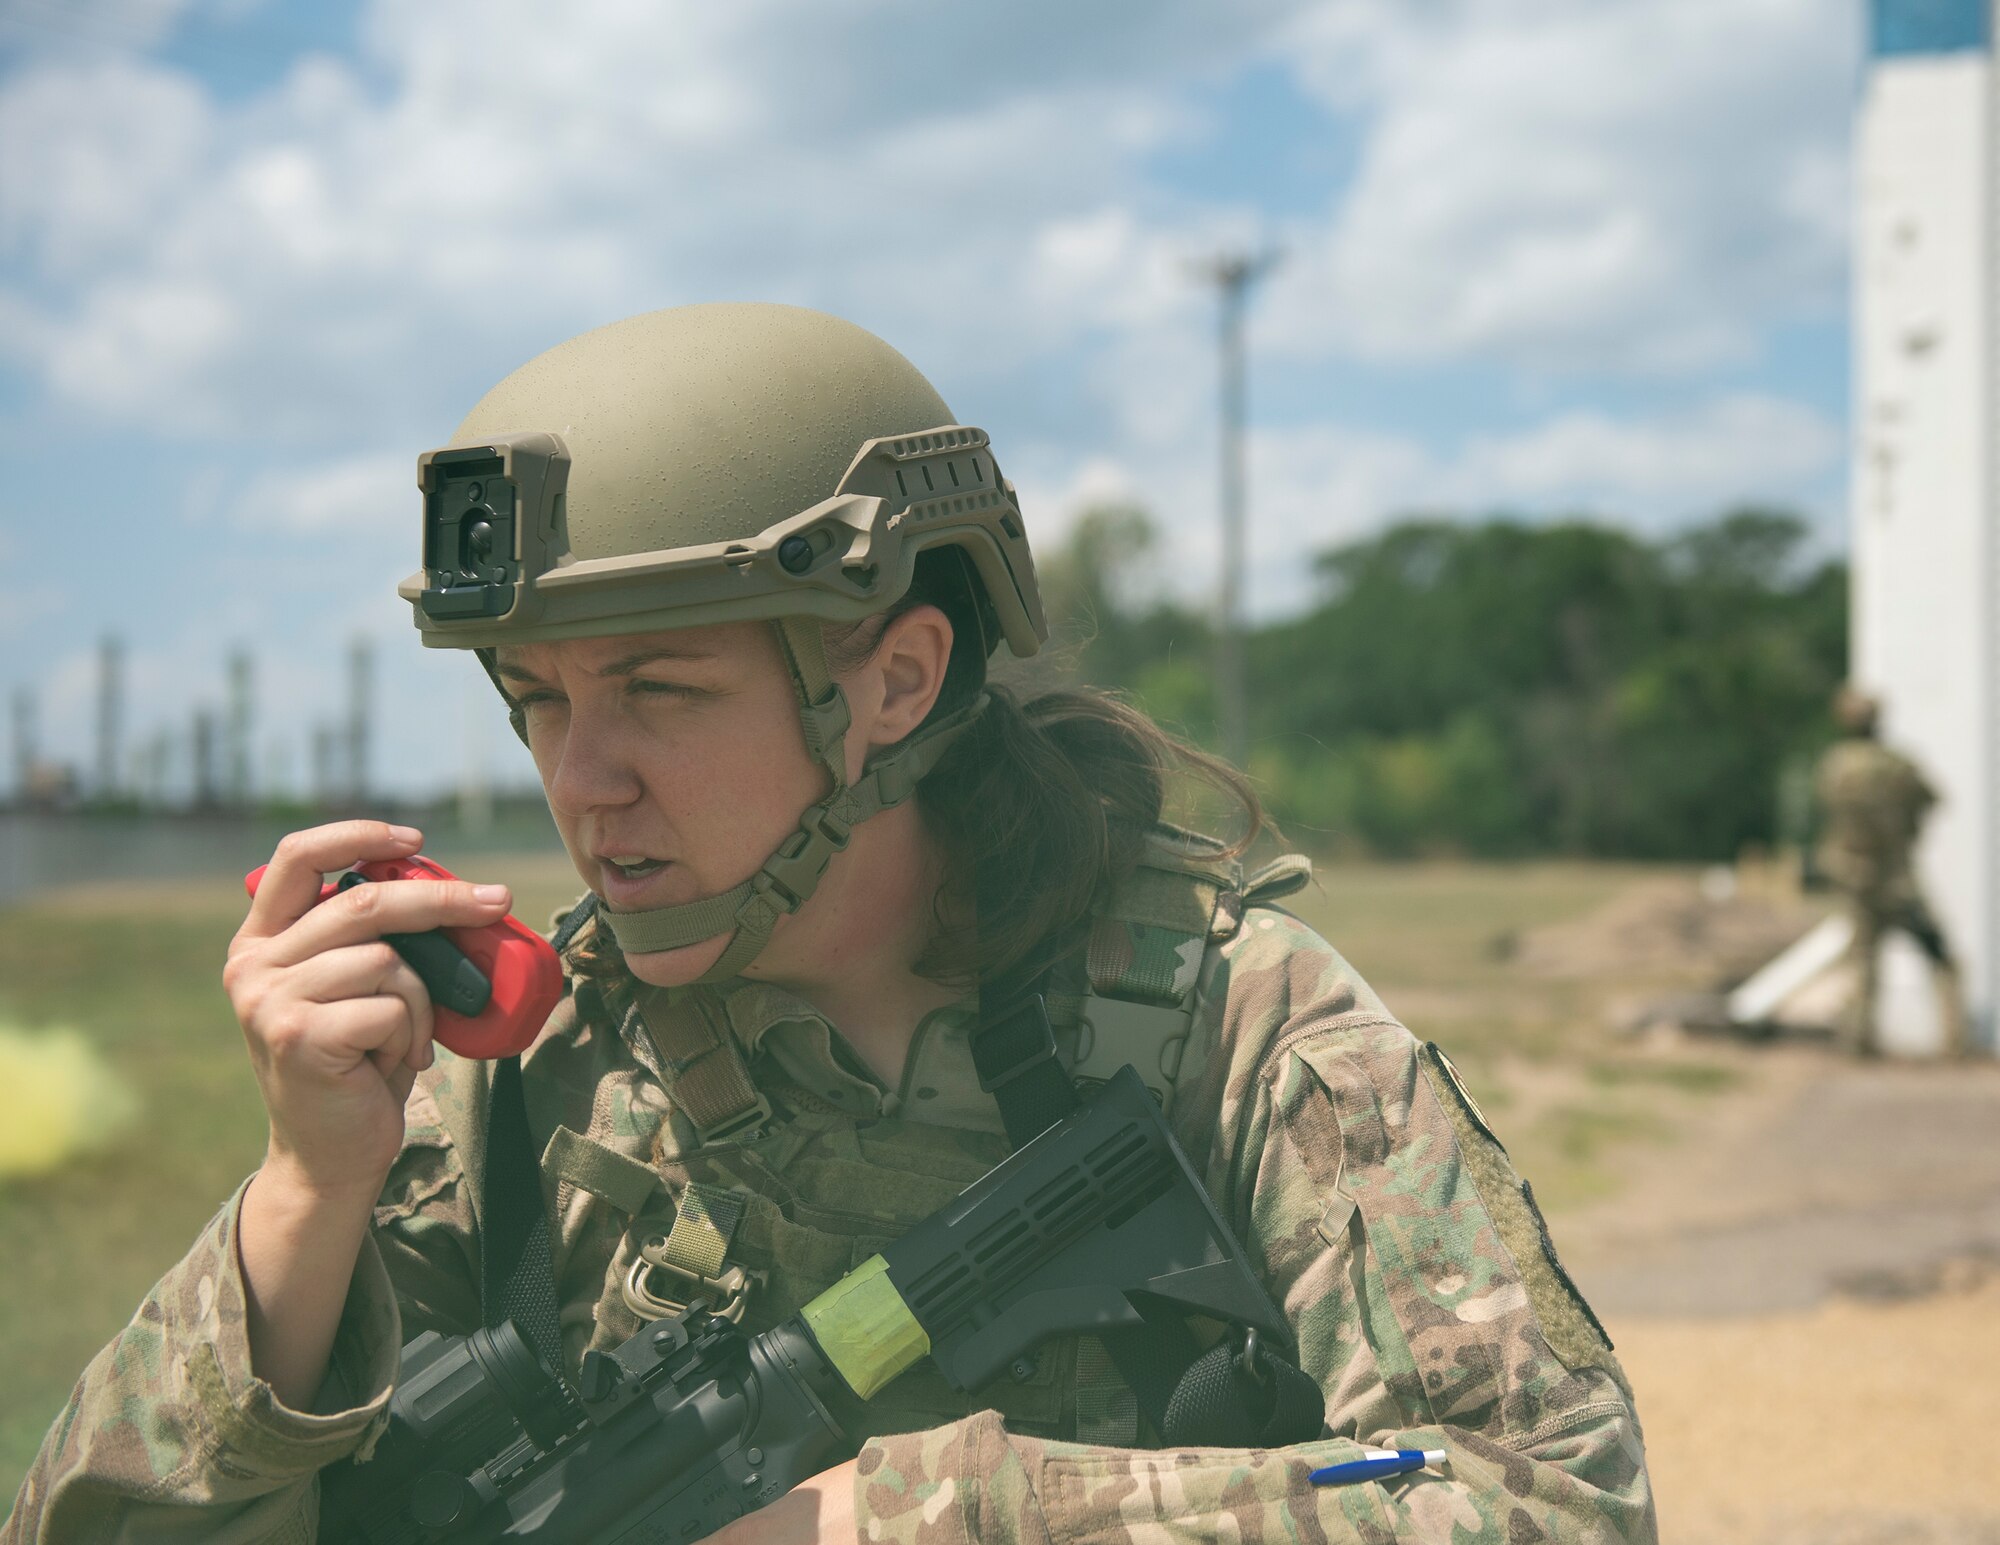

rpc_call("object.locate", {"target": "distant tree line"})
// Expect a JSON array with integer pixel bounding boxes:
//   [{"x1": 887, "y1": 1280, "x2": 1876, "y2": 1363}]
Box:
[{"x1": 1037, "y1": 506, "x2": 1847, "y2": 860}]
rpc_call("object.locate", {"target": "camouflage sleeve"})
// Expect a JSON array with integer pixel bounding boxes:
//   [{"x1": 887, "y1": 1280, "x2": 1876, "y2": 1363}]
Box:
[
  {"x1": 4, "y1": 1073, "x2": 486, "y2": 1545},
  {"x1": 853, "y1": 913, "x2": 1656, "y2": 1544},
  {"x1": 369, "y1": 1067, "x2": 485, "y2": 1341},
  {"x1": 0, "y1": 1179, "x2": 401, "y2": 1545}
]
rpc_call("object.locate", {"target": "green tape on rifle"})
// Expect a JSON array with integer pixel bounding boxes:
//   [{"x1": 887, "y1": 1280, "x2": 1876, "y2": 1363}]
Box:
[{"x1": 799, "y1": 1254, "x2": 929, "y2": 1400}]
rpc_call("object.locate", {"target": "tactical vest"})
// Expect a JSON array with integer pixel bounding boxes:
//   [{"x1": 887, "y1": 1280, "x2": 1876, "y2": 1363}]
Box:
[{"x1": 533, "y1": 827, "x2": 1312, "y2": 1445}]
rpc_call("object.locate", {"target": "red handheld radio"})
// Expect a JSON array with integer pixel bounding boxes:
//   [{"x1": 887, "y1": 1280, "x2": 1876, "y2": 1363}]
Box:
[{"x1": 244, "y1": 854, "x2": 562, "y2": 1060}]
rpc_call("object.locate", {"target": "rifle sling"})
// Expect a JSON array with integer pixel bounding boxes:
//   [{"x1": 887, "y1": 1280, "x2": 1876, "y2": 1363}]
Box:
[
  {"x1": 482, "y1": 1054, "x2": 565, "y2": 1381},
  {"x1": 969, "y1": 958, "x2": 1192, "y2": 1443},
  {"x1": 479, "y1": 897, "x2": 598, "y2": 1382}
]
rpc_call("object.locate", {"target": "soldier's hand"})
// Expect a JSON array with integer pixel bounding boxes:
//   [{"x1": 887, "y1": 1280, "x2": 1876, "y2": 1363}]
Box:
[{"x1": 224, "y1": 820, "x2": 513, "y2": 1197}]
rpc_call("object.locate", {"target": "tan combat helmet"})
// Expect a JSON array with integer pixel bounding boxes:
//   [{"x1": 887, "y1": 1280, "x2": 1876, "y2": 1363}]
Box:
[
  {"x1": 399, "y1": 303, "x2": 1048, "y2": 979},
  {"x1": 1833, "y1": 684, "x2": 1881, "y2": 736}
]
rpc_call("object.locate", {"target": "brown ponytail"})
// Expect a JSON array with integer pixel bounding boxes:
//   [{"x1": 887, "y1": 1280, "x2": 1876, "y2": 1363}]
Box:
[
  {"x1": 834, "y1": 546, "x2": 1265, "y2": 989},
  {"x1": 909, "y1": 680, "x2": 1263, "y2": 988}
]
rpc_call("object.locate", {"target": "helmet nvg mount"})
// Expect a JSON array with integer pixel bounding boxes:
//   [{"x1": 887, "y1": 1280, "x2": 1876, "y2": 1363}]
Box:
[{"x1": 399, "y1": 304, "x2": 1048, "y2": 980}]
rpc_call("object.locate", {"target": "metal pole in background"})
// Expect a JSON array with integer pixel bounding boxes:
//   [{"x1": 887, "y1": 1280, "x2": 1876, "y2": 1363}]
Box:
[
  {"x1": 191, "y1": 709, "x2": 218, "y2": 811},
  {"x1": 348, "y1": 637, "x2": 373, "y2": 807},
  {"x1": 227, "y1": 648, "x2": 254, "y2": 810},
  {"x1": 1194, "y1": 250, "x2": 1278, "y2": 769},
  {"x1": 10, "y1": 686, "x2": 34, "y2": 805},
  {"x1": 313, "y1": 724, "x2": 338, "y2": 810},
  {"x1": 95, "y1": 635, "x2": 123, "y2": 802}
]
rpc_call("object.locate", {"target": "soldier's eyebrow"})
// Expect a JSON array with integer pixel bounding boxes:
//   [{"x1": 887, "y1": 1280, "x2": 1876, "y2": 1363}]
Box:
[
  {"x1": 491, "y1": 646, "x2": 715, "y2": 685},
  {"x1": 596, "y1": 645, "x2": 717, "y2": 677}
]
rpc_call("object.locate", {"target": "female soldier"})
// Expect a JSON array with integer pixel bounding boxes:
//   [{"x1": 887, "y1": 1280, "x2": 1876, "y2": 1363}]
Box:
[{"x1": 5, "y1": 305, "x2": 1653, "y2": 1544}]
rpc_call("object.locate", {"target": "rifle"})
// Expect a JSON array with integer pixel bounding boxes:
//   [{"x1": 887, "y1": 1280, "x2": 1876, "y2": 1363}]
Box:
[{"x1": 318, "y1": 1065, "x2": 1322, "y2": 1542}]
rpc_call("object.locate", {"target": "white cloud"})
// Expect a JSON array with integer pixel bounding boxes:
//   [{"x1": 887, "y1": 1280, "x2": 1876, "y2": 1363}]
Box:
[
  {"x1": 1270, "y1": 0, "x2": 1856, "y2": 373},
  {"x1": 221, "y1": 449, "x2": 409, "y2": 534},
  {"x1": 46, "y1": 275, "x2": 240, "y2": 429},
  {"x1": 1014, "y1": 455, "x2": 1153, "y2": 549},
  {"x1": 0, "y1": 0, "x2": 1857, "y2": 442},
  {"x1": 1452, "y1": 394, "x2": 1841, "y2": 508},
  {"x1": 0, "y1": 56, "x2": 213, "y2": 271},
  {"x1": 0, "y1": 0, "x2": 1318, "y2": 442},
  {"x1": 1044, "y1": 393, "x2": 1844, "y2": 617}
]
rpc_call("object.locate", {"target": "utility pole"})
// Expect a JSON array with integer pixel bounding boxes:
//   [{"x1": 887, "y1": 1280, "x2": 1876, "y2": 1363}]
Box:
[
  {"x1": 96, "y1": 635, "x2": 123, "y2": 802},
  {"x1": 313, "y1": 724, "x2": 339, "y2": 810},
  {"x1": 191, "y1": 708, "x2": 218, "y2": 811},
  {"x1": 226, "y1": 648, "x2": 255, "y2": 809},
  {"x1": 348, "y1": 637, "x2": 373, "y2": 807},
  {"x1": 136, "y1": 730, "x2": 170, "y2": 808},
  {"x1": 10, "y1": 686, "x2": 34, "y2": 805},
  {"x1": 1193, "y1": 249, "x2": 1279, "y2": 769}
]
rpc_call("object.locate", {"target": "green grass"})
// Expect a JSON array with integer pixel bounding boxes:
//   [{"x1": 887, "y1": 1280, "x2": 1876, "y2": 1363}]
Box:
[{"x1": 1285, "y1": 858, "x2": 1663, "y2": 1072}]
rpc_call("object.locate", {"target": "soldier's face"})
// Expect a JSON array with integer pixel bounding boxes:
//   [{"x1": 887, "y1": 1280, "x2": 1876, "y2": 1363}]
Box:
[{"x1": 494, "y1": 621, "x2": 829, "y2": 984}]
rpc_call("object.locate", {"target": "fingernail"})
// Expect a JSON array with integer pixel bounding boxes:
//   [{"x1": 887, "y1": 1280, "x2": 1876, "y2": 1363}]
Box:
[
  {"x1": 473, "y1": 884, "x2": 509, "y2": 903},
  {"x1": 390, "y1": 825, "x2": 422, "y2": 844}
]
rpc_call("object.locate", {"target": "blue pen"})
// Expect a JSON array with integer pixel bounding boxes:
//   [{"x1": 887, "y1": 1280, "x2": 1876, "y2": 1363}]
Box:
[{"x1": 1310, "y1": 1448, "x2": 1448, "y2": 1487}]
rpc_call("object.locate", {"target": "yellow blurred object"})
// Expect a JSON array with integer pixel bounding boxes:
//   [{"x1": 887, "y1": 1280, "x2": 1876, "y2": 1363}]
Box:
[{"x1": 0, "y1": 1023, "x2": 138, "y2": 1179}]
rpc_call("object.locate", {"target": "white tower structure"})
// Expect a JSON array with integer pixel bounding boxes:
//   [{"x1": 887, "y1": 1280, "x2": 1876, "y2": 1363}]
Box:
[{"x1": 1854, "y1": 0, "x2": 1999, "y2": 1052}]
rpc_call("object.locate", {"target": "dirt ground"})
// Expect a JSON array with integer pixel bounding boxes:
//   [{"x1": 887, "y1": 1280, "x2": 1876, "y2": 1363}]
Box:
[
  {"x1": 1556, "y1": 1043, "x2": 2000, "y2": 1543},
  {"x1": 1619, "y1": 1278, "x2": 2000, "y2": 1544},
  {"x1": 1485, "y1": 881, "x2": 2000, "y2": 1544}
]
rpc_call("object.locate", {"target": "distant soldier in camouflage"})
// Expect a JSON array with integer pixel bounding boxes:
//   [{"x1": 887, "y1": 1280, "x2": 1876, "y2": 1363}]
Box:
[
  {"x1": 5, "y1": 306, "x2": 1654, "y2": 1544},
  {"x1": 1815, "y1": 686, "x2": 1965, "y2": 1057}
]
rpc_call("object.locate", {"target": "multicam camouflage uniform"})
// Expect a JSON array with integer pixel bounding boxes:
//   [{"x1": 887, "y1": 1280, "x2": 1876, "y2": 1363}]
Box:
[
  {"x1": 1814, "y1": 734, "x2": 1964, "y2": 1056},
  {"x1": 5, "y1": 841, "x2": 1654, "y2": 1544}
]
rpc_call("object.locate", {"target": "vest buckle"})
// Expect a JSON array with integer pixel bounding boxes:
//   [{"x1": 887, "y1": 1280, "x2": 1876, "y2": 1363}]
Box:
[
  {"x1": 622, "y1": 1256, "x2": 760, "y2": 1326},
  {"x1": 971, "y1": 994, "x2": 1060, "y2": 1093}
]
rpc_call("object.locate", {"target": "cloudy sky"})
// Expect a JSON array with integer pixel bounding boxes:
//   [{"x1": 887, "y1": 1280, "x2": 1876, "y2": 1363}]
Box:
[{"x1": 1, "y1": 0, "x2": 1859, "y2": 802}]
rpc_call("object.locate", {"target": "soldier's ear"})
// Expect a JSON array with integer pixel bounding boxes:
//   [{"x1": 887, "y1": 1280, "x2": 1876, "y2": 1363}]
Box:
[{"x1": 866, "y1": 606, "x2": 953, "y2": 748}]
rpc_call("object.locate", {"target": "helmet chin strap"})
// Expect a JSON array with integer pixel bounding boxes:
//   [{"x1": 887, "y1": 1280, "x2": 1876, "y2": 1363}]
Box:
[{"x1": 595, "y1": 616, "x2": 984, "y2": 982}]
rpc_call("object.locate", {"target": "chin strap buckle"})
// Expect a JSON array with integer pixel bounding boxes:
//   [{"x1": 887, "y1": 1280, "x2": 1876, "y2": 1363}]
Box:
[{"x1": 798, "y1": 685, "x2": 853, "y2": 768}]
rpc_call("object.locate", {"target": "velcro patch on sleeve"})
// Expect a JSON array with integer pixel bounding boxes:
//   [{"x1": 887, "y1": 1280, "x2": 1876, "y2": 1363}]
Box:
[{"x1": 1416, "y1": 1043, "x2": 1619, "y2": 1371}]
